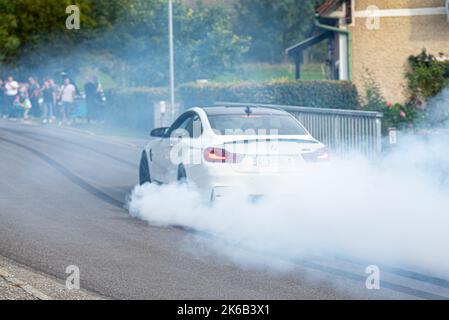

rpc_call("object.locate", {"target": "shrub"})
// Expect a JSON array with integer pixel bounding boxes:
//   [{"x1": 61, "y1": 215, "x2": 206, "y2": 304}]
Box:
[
  {"x1": 362, "y1": 52, "x2": 449, "y2": 133},
  {"x1": 360, "y1": 69, "x2": 386, "y2": 113},
  {"x1": 406, "y1": 50, "x2": 449, "y2": 101},
  {"x1": 382, "y1": 101, "x2": 419, "y2": 131},
  {"x1": 178, "y1": 80, "x2": 359, "y2": 109},
  {"x1": 104, "y1": 80, "x2": 360, "y2": 132},
  {"x1": 405, "y1": 50, "x2": 449, "y2": 126},
  {"x1": 361, "y1": 70, "x2": 414, "y2": 133},
  {"x1": 105, "y1": 87, "x2": 167, "y2": 132}
]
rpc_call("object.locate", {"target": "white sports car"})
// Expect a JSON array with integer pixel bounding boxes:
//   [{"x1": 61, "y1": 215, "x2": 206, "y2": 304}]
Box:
[{"x1": 139, "y1": 105, "x2": 329, "y2": 200}]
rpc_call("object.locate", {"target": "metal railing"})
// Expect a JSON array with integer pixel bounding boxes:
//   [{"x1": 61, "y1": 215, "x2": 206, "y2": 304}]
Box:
[{"x1": 216, "y1": 102, "x2": 384, "y2": 157}]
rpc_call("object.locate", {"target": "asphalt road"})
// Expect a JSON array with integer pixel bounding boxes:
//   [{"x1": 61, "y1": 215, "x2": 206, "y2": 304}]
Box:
[{"x1": 1, "y1": 119, "x2": 448, "y2": 300}]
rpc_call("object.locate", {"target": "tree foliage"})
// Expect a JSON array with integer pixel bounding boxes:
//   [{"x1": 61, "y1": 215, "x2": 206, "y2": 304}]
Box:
[
  {"x1": 0, "y1": 0, "x2": 251, "y2": 85},
  {"x1": 0, "y1": 0, "x2": 98, "y2": 66},
  {"x1": 233, "y1": 0, "x2": 325, "y2": 62},
  {"x1": 97, "y1": 0, "x2": 250, "y2": 86},
  {"x1": 0, "y1": 0, "x2": 325, "y2": 85},
  {"x1": 362, "y1": 50, "x2": 449, "y2": 131},
  {"x1": 406, "y1": 49, "x2": 449, "y2": 101}
]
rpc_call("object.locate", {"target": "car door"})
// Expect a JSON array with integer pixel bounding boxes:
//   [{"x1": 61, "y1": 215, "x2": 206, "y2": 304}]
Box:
[
  {"x1": 151, "y1": 112, "x2": 194, "y2": 184},
  {"x1": 182, "y1": 113, "x2": 204, "y2": 182}
]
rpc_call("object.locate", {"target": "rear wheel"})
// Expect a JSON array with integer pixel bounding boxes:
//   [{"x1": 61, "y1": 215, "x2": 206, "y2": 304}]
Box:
[
  {"x1": 210, "y1": 189, "x2": 217, "y2": 203},
  {"x1": 139, "y1": 150, "x2": 152, "y2": 185},
  {"x1": 177, "y1": 164, "x2": 187, "y2": 184}
]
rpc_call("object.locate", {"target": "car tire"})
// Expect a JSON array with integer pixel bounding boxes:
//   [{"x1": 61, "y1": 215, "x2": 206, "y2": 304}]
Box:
[
  {"x1": 139, "y1": 150, "x2": 152, "y2": 185},
  {"x1": 210, "y1": 189, "x2": 217, "y2": 202},
  {"x1": 177, "y1": 164, "x2": 187, "y2": 184}
]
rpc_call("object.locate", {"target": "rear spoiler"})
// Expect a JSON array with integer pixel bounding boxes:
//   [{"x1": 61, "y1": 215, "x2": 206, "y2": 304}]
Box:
[{"x1": 223, "y1": 138, "x2": 319, "y2": 145}]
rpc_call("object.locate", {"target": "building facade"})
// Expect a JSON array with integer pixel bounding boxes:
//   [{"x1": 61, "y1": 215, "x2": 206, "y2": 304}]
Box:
[{"x1": 288, "y1": 0, "x2": 449, "y2": 103}]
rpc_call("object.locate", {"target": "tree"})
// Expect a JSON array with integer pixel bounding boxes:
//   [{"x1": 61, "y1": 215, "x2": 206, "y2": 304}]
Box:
[
  {"x1": 0, "y1": 0, "x2": 249, "y2": 86},
  {"x1": 0, "y1": 1, "x2": 23, "y2": 66},
  {"x1": 0, "y1": 0, "x2": 97, "y2": 68},
  {"x1": 95, "y1": 0, "x2": 249, "y2": 86},
  {"x1": 233, "y1": 0, "x2": 325, "y2": 63}
]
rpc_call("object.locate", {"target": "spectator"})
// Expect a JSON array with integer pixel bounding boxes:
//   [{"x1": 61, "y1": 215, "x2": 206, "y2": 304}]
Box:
[
  {"x1": 48, "y1": 78, "x2": 59, "y2": 120},
  {"x1": 42, "y1": 79, "x2": 55, "y2": 124},
  {"x1": 0, "y1": 79, "x2": 5, "y2": 117},
  {"x1": 13, "y1": 92, "x2": 32, "y2": 120},
  {"x1": 19, "y1": 82, "x2": 29, "y2": 97},
  {"x1": 58, "y1": 77, "x2": 76, "y2": 125},
  {"x1": 4, "y1": 76, "x2": 19, "y2": 118},
  {"x1": 84, "y1": 76, "x2": 98, "y2": 123},
  {"x1": 28, "y1": 77, "x2": 41, "y2": 118},
  {"x1": 94, "y1": 76, "x2": 107, "y2": 123}
]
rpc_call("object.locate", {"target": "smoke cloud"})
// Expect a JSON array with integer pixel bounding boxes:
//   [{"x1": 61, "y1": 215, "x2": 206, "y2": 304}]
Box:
[{"x1": 128, "y1": 123, "x2": 449, "y2": 278}]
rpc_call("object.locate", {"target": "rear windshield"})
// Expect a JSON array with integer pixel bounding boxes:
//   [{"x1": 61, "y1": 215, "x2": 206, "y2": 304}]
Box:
[{"x1": 208, "y1": 114, "x2": 308, "y2": 136}]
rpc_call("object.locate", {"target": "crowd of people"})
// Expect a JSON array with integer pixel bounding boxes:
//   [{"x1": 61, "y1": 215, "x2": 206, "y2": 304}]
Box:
[{"x1": 0, "y1": 74, "x2": 106, "y2": 125}]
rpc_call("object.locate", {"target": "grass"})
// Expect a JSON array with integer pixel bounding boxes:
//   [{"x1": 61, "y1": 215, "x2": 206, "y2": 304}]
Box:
[
  {"x1": 73, "y1": 62, "x2": 326, "y2": 89},
  {"x1": 214, "y1": 63, "x2": 326, "y2": 83}
]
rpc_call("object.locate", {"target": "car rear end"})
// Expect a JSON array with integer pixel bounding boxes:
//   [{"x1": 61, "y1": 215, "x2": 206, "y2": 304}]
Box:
[
  {"x1": 194, "y1": 106, "x2": 330, "y2": 200},
  {"x1": 201, "y1": 137, "x2": 329, "y2": 200}
]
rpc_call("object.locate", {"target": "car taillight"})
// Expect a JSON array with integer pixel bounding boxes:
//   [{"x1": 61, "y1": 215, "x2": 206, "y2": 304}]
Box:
[
  {"x1": 204, "y1": 147, "x2": 244, "y2": 163},
  {"x1": 303, "y1": 147, "x2": 330, "y2": 162}
]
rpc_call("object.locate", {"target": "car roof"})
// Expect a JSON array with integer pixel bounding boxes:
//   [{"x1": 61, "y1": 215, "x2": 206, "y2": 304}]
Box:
[{"x1": 201, "y1": 106, "x2": 289, "y2": 116}]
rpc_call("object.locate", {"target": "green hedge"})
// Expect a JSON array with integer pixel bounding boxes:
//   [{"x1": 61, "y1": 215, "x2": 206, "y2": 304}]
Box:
[
  {"x1": 105, "y1": 80, "x2": 360, "y2": 132},
  {"x1": 105, "y1": 87, "x2": 167, "y2": 132},
  {"x1": 178, "y1": 80, "x2": 360, "y2": 110}
]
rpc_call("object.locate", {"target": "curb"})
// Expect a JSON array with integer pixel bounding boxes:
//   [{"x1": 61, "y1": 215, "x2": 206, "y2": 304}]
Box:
[{"x1": 0, "y1": 268, "x2": 52, "y2": 300}]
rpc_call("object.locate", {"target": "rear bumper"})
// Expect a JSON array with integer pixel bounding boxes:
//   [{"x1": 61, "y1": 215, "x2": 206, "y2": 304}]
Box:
[
  {"x1": 207, "y1": 171, "x2": 309, "y2": 200},
  {"x1": 190, "y1": 161, "x2": 331, "y2": 200},
  {"x1": 211, "y1": 186, "x2": 266, "y2": 201}
]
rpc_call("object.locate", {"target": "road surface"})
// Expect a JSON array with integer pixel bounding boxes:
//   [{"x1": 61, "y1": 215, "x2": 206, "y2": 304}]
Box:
[{"x1": 1, "y1": 119, "x2": 448, "y2": 300}]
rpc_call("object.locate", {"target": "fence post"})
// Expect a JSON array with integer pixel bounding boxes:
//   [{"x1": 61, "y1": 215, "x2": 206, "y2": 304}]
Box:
[
  {"x1": 376, "y1": 117, "x2": 382, "y2": 155},
  {"x1": 334, "y1": 115, "x2": 341, "y2": 152}
]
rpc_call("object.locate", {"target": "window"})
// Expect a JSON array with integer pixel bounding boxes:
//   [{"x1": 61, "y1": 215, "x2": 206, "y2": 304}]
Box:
[
  {"x1": 208, "y1": 114, "x2": 308, "y2": 136},
  {"x1": 166, "y1": 112, "x2": 203, "y2": 138},
  {"x1": 186, "y1": 114, "x2": 203, "y2": 138},
  {"x1": 166, "y1": 113, "x2": 194, "y2": 137}
]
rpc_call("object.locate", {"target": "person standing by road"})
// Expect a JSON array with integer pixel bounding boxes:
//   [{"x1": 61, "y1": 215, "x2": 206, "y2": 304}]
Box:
[
  {"x1": 94, "y1": 76, "x2": 107, "y2": 123},
  {"x1": 13, "y1": 92, "x2": 32, "y2": 120},
  {"x1": 84, "y1": 76, "x2": 98, "y2": 123},
  {"x1": 4, "y1": 76, "x2": 19, "y2": 118},
  {"x1": 48, "y1": 78, "x2": 59, "y2": 120},
  {"x1": 0, "y1": 79, "x2": 5, "y2": 117},
  {"x1": 28, "y1": 77, "x2": 41, "y2": 118},
  {"x1": 42, "y1": 79, "x2": 55, "y2": 124},
  {"x1": 58, "y1": 77, "x2": 76, "y2": 126}
]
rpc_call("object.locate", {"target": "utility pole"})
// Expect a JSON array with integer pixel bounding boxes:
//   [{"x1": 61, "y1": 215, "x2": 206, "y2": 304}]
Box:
[{"x1": 168, "y1": 0, "x2": 176, "y2": 121}]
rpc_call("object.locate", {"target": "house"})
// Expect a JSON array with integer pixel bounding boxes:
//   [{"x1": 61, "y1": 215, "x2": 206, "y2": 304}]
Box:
[{"x1": 287, "y1": 0, "x2": 449, "y2": 102}]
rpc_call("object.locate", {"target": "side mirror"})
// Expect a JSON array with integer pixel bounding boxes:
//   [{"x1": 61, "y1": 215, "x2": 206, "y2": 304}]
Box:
[{"x1": 150, "y1": 127, "x2": 169, "y2": 138}]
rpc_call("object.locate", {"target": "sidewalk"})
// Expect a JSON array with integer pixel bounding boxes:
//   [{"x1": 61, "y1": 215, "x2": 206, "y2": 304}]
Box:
[
  {"x1": 0, "y1": 271, "x2": 38, "y2": 300},
  {"x1": 0, "y1": 255, "x2": 104, "y2": 300}
]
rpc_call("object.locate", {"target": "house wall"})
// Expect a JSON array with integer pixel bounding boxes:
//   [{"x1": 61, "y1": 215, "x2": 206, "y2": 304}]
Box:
[
  {"x1": 355, "y1": 0, "x2": 444, "y2": 10},
  {"x1": 348, "y1": 0, "x2": 449, "y2": 103}
]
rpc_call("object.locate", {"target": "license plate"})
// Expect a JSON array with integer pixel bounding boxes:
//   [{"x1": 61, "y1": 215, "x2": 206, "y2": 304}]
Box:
[
  {"x1": 253, "y1": 156, "x2": 299, "y2": 168},
  {"x1": 253, "y1": 156, "x2": 278, "y2": 168}
]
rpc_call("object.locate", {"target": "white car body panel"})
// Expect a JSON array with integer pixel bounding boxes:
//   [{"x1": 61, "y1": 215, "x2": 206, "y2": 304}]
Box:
[{"x1": 144, "y1": 106, "x2": 329, "y2": 198}]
